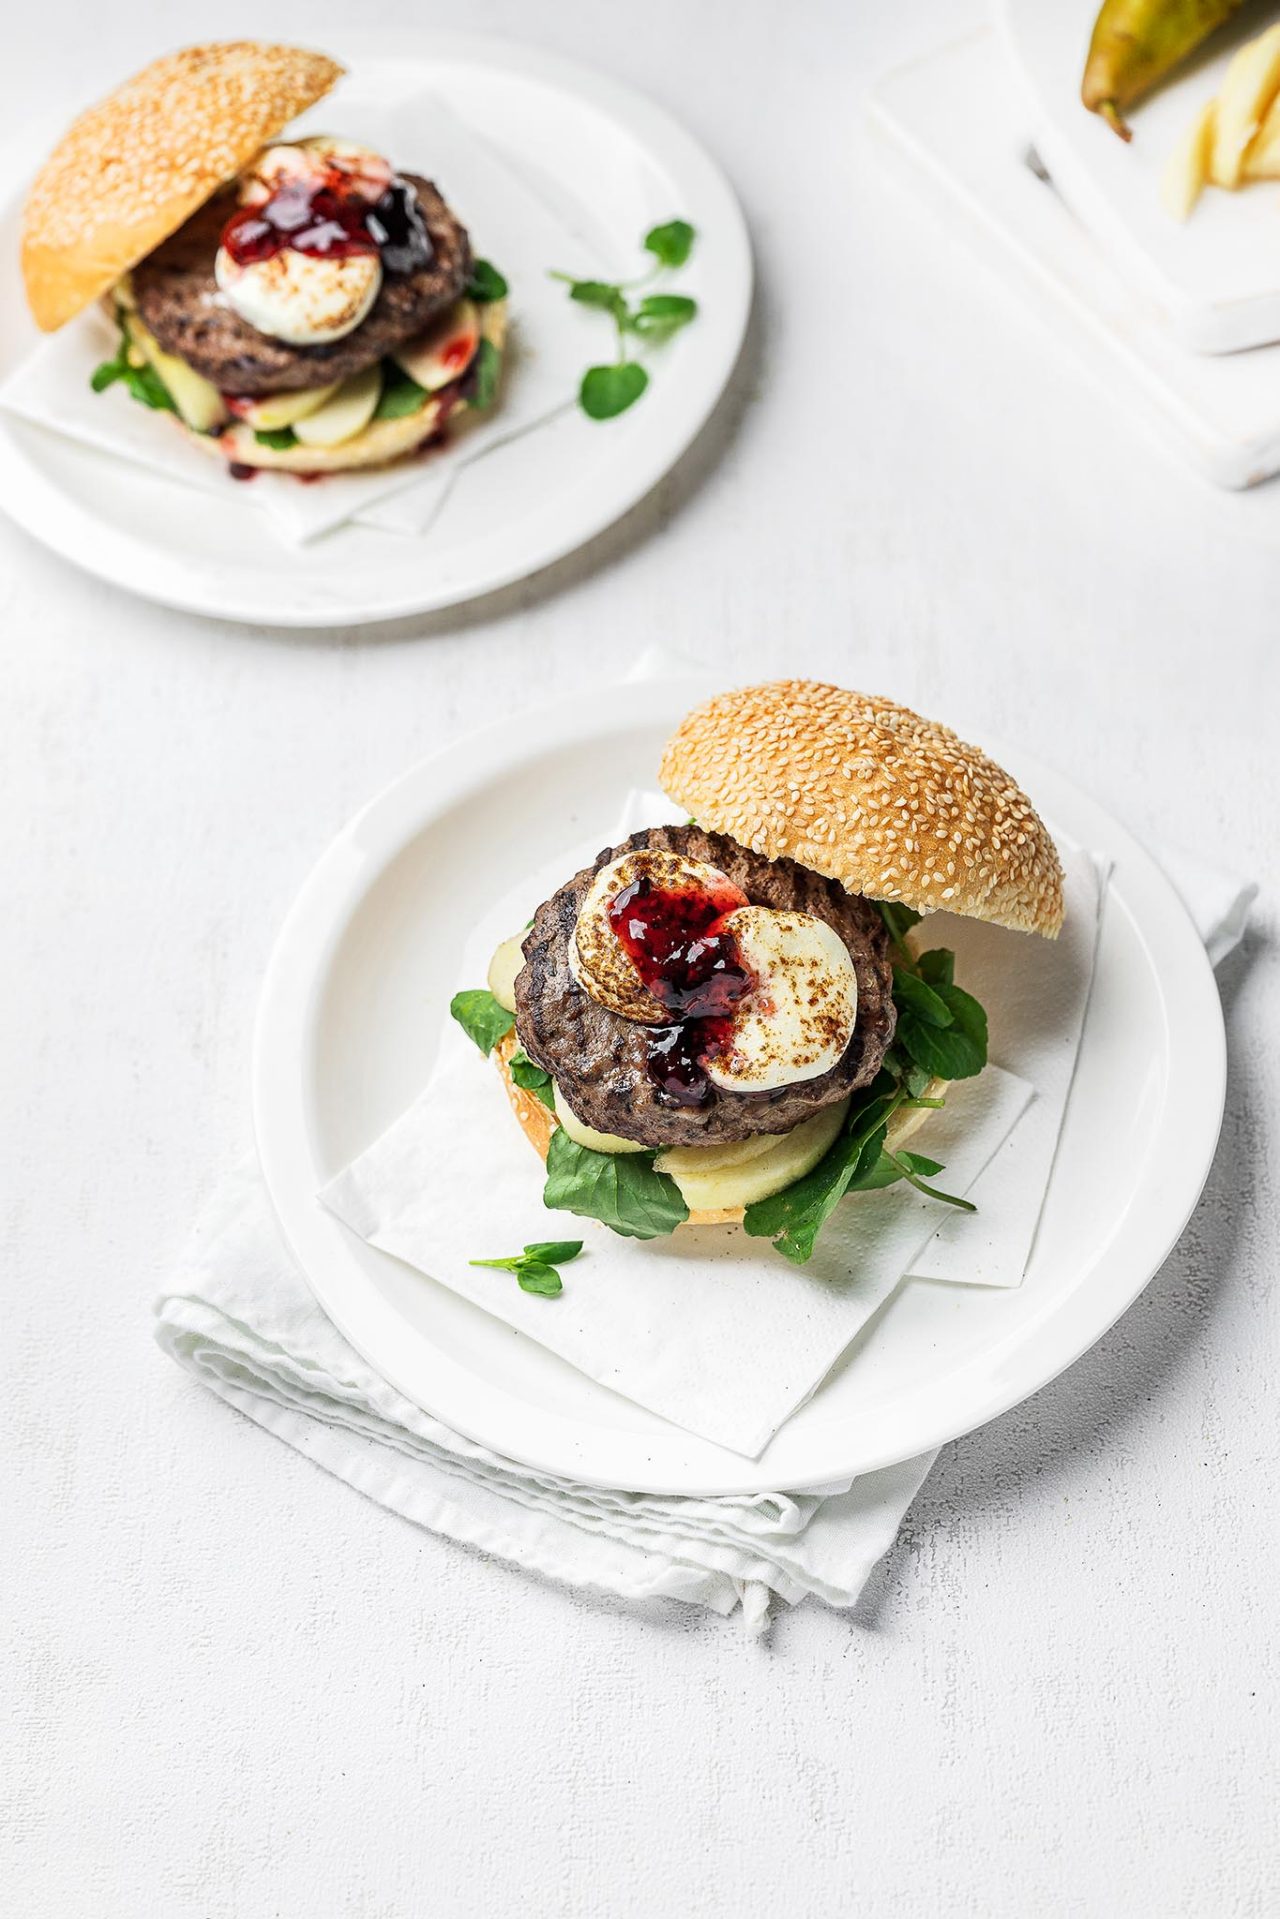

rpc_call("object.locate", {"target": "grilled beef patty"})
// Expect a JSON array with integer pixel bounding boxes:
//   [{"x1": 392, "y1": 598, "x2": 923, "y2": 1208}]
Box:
[
  {"x1": 131, "y1": 174, "x2": 471, "y2": 395},
  {"x1": 514, "y1": 825, "x2": 897, "y2": 1149}
]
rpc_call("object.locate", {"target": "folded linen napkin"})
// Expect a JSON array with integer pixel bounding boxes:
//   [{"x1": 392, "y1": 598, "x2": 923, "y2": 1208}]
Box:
[
  {"x1": 154, "y1": 848, "x2": 1251, "y2": 1627},
  {"x1": 0, "y1": 86, "x2": 601, "y2": 545}
]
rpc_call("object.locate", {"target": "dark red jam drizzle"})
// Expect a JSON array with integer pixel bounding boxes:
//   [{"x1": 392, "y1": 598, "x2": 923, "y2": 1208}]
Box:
[
  {"x1": 607, "y1": 874, "x2": 753, "y2": 1106},
  {"x1": 221, "y1": 173, "x2": 433, "y2": 276}
]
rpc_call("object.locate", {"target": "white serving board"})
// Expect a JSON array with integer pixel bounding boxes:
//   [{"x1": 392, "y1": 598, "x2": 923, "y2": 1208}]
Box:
[
  {"x1": 870, "y1": 30, "x2": 1280, "y2": 490},
  {"x1": 1000, "y1": 0, "x2": 1280, "y2": 354}
]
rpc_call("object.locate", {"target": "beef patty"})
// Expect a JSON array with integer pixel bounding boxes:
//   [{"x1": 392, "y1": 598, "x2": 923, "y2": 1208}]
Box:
[
  {"x1": 132, "y1": 174, "x2": 471, "y2": 395},
  {"x1": 515, "y1": 825, "x2": 897, "y2": 1149}
]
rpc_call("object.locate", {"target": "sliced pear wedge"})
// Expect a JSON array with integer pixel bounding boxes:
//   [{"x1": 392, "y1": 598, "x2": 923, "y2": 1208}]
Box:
[
  {"x1": 393, "y1": 298, "x2": 481, "y2": 393},
  {"x1": 124, "y1": 315, "x2": 227, "y2": 433},
  {"x1": 292, "y1": 363, "x2": 382, "y2": 448},
  {"x1": 552, "y1": 1083, "x2": 647, "y2": 1155},
  {"x1": 1162, "y1": 96, "x2": 1216, "y2": 219},
  {"x1": 486, "y1": 934, "x2": 525, "y2": 1015},
  {"x1": 1244, "y1": 88, "x2": 1280, "y2": 178},
  {"x1": 1209, "y1": 23, "x2": 1280, "y2": 188},
  {"x1": 233, "y1": 384, "x2": 341, "y2": 431},
  {"x1": 660, "y1": 1099, "x2": 850, "y2": 1213}
]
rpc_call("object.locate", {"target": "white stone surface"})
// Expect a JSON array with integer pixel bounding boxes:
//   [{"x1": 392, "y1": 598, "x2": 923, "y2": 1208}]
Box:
[{"x1": 3, "y1": 4, "x2": 1277, "y2": 1915}]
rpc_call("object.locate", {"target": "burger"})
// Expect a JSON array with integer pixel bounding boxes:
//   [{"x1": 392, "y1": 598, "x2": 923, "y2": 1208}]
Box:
[
  {"x1": 452, "y1": 682, "x2": 1066, "y2": 1264},
  {"x1": 20, "y1": 43, "x2": 507, "y2": 479}
]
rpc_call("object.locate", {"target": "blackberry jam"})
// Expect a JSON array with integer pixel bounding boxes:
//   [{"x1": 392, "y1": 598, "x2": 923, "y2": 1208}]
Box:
[
  {"x1": 221, "y1": 168, "x2": 434, "y2": 276},
  {"x1": 607, "y1": 873, "x2": 752, "y2": 1106}
]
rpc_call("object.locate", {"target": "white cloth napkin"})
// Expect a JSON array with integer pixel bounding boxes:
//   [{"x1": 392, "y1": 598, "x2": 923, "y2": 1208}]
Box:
[{"x1": 0, "y1": 87, "x2": 599, "y2": 545}]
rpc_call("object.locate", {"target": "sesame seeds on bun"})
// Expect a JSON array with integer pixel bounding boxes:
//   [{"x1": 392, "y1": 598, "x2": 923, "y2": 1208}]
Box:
[
  {"x1": 659, "y1": 681, "x2": 1065, "y2": 938},
  {"x1": 21, "y1": 42, "x2": 344, "y2": 332}
]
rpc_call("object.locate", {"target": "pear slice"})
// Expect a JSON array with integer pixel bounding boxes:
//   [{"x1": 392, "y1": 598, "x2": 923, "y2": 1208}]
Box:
[
  {"x1": 124, "y1": 315, "x2": 227, "y2": 433},
  {"x1": 662, "y1": 1099, "x2": 849, "y2": 1214},
  {"x1": 1162, "y1": 97, "x2": 1216, "y2": 219},
  {"x1": 552, "y1": 1083, "x2": 647, "y2": 1155},
  {"x1": 654, "y1": 1129, "x2": 785, "y2": 1178},
  {"x1": 486, "y1": 934, "x2": 525, "y2": 1015},
  {"x1": 1243, "y1": 88, "x2": 1280, "y2": 178},
  {"x1": 291, "y1": 363, "x2": 382, "y2": 448},
  {"x1": 392, "y1": 299, "x2": 481, "y2": 393},
  {"x1": 233, "y1": 384, "x2": 341, "y2": 431},
  {"x1": 1209, "y1": 23, "x2": 1280, "y2": 188}
]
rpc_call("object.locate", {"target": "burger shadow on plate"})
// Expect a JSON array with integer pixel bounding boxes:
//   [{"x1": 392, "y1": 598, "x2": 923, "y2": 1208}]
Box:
[
  {"x1": 177, "y1": 279, "x2": 764, "y2": 654},
  {"x1": 845, "y1": 931, "x2": 1266, "y2": 1638}
]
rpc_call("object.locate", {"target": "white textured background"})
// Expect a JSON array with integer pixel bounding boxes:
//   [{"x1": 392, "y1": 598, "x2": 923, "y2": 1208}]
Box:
[{"x1": 3, "y1": 4, "x2": 1277, "y2": 1915}]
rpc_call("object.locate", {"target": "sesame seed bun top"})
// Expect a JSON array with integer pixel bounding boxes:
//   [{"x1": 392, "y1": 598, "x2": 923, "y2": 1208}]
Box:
[
  {"x1": 21, "y1": 42, "x2": 344, "y2": 332},
  {"x1": 659, "y1": 681, "x2": 1065, "y2": 938}
]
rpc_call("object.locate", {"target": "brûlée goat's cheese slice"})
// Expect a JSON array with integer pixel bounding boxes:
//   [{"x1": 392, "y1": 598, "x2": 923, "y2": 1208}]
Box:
[{"x1": 704, "y1": 907, "x2": 857, "y2": 1093}]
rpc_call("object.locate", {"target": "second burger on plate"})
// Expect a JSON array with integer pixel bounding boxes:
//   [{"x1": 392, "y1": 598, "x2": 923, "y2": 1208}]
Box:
[{"x1": 20, "y1": 41, "x2": 508, "y2": 478}]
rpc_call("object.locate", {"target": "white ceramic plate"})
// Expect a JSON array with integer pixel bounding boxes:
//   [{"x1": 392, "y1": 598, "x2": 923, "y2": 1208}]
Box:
[
  {"x1": 1001, "y1": 0, "x2": 1280, "y2": 352},
  {"x1": 253, "y1": 677, "x2": 1227, "y2": 1495},
  {"x1": 0, "y1": 35, "x2": 750, "y2": 626}
]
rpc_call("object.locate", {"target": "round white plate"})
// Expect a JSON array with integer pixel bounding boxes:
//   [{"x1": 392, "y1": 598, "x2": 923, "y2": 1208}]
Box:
[
  {"x1": 253, "y1": 678, "x2": 1227, "y2": 1495},
  {"x1": 0, "y1": 36, "x2": 750, "y2": 626}
]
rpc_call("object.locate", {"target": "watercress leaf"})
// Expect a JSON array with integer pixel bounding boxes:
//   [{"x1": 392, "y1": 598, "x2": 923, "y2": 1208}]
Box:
[
  {"x1": 892, "y1": 964, "x2": 954, "y2": 1029},
  {"x1": 875, "y1": 900, "x2": 922, "y2": 948},
  {"x1": 90, "y1": 355, "x2": 127, "y2": 393},
  {"x1": 743, "y1": 1089, "x2": 902, "y2": 1263},
  {"x1": 509, "y1": 1050, "x2": 557, "y2": 1109},
  {"x1": 847, "y1": 1148, "x2": 909, "y2": 1193},
  {"x1": 643, "y1": 219, "x2": 695, "y2": 267},
  {"x1": 254, "y1": 426, "x2": 297, "y2": 449},
  {"x1": 566, "y1": 279, "x2": 628, "y2": 316},
  {"x1": 450, "y1": 988, "x2": 515, "y2": 1055},
  {"x1": 467, "y1": 336, "x2": 502, "y2": 411},
  {"x1": 122, "y1": 361, "x2": 176, "y2": 413},
  {"x1": 579, "y1": 361, "x2": 648, "y2": 420},
  {"x1": 374, "y1": 363, "x2": 429, "y2": 419},
  {"x1": 885, "y1": 1151, "x2": 976, "y2": 1213},
  {"x1": 469, "y1": 1255, "x2": 524, "y2": 1273},
  {"x1": 516, "y1": 1261, "x2": 563, "y2": 1297},
  {"x1": 904, "y1": 1062, "x2": 935, "y2": 1099},
  {"x1": 898, "y1": 983, "x2": 988, "y2": 1080},
  {"x1": 522, "y1": 1240, "x2": 583, "y2": 1265},
  {"x1": 466, "y1": 258, "x2": 508, "y2": 302},
  {"x1": 543, "y1": 1129, "x2": 686, "y2": 1239},
  {"x1": 896, "y1": 1152, "x2": 945, "y2": 1176},
  {"x1": 916, "y1": 948, "x2": 955, "y2": 987},
  {"x1": 630, "y1": 293, "x2": 698, "y2": 339}
]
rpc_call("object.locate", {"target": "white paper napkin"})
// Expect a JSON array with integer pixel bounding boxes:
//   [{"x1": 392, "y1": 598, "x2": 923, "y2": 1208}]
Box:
[
  {"x1": 154, "y1": 844, "x2": 1251, "y2": 1627},
  {"x1": 0, "y1": 87, "x2": 600, "y2": 545}
]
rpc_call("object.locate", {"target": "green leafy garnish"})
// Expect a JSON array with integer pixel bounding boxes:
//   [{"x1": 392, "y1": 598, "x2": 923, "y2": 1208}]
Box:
[
  {"x1": 90, "y1": 330, "x2": 176, "y2": 415},
  {"x1": 742, "y1": 1076, "x2": 905, "y2": 1264},
  {"x1": 466, "y1": 258, "x2": 509, "y2": 303},
  {"x1": 876, "y1": 900, "x2": 923, "y2": 953},
  {"x1": 567, "y1": 280, "x2": 629, "y2": 316},
  {"x1": 374, "y1": 361, "x2": 430, "y2": 419},
  {"x1": 895, "y1": 973, "x2": 988, "y2": 1083},
  {"x1": 552, "y1": 219, "x2": 698, "y2": 420},
  {"x1": 740, "y1": 916, "x2": 990, "y2": 1262},
  {"x1": 509, "y1": 1049, "x2": 556, "y2": 1110},
  {"x1": 630, "y1": 293, "x2": 698, "y2": 340},
  {"x1": 470, "y1": 1238, "x2": 583, "y2": 1298},
  {"x1": 253, "y1": 426, "x2": 297, "y2": 449},
  {"x1": 467, "y1": 337, "x2": 502, "y2": 411},
  {"x1": 543, "y1": 1130, "x2": 688, "y2": 1239},
  {"x1": 580, "y1": 362, "x2": 649, "y2": 420},
  {"x1": 644, "y1": 219, "x2": 695, "y2": 268},
  {"x1": 449, "y1": 989, "x2": 514, "y2": 1055}
]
